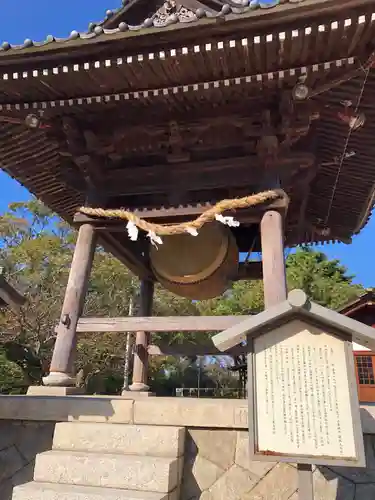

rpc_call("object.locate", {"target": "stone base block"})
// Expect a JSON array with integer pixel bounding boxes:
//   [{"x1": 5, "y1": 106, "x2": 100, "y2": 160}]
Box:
[
  {"x1": 34, "y1": 450, "x2": 180, "y2": 493},
  {"x1": 53, "y1": 422, "x2": 185, "y2": 457},
  {"x1": 13, "y1": 482, "x2": 177, "y2": 500},
  {"x1": 42, "y1": 371, "x2": 76, "y2": 387},
  {"x1": 121, "y1": 390, "x2": 155, "y2": 398},
  {"x1": 27, "y1": 386, "x2": 84, "y2": 396},
  {"x1": 128, "y1": 382, "x2": 151, "y2": 392}
]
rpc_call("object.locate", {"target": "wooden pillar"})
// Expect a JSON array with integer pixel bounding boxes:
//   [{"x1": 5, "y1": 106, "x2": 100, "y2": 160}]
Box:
[
  {"x1": 260, "y1": 210, "x2": 287, "y2": 307},
  {"x1": 260, "y1": 209, "x2": 313, "y2": 500},
  {"x1": 43, "y1": 224, "x2": 97, "y2": 387},
  {"x1": 129, "y1": 279, "x2": 154, "y2": 392}
]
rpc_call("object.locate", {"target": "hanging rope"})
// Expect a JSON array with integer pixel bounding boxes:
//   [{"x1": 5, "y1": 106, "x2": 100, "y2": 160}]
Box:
[{"x1": 79, "y1": 189, "x2": 281, "y2": 238}]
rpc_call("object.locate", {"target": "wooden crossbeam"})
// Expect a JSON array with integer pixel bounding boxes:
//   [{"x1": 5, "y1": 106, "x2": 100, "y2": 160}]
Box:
[
  {"x1": 107, "y1": 157, "x2": 257, "y2": 196},
  {"x1": 147, "y1": 343, "x2": 245, "y2": 357},
  {"x1": 105, "y1": 155, "x2": 311, "y2": 197},
  {"x1": 76, "y1": 315, "x2": 249, "y2": 333},
  {"x1": 73, "y1": 192, "x2": 289, "y2": 228}
]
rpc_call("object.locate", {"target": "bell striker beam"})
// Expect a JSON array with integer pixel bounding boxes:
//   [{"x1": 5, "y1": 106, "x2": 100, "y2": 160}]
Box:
[
  {"x1": 129, "y1": 279, "x2": 155, "y2": 392},
  {"x1": 43, "y1": 223, "x2": 97, "y2": 387}
]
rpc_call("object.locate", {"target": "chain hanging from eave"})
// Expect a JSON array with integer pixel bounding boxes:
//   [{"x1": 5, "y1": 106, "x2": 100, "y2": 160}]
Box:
[{"x1": 324, "y1": 65, "x2": 370, "y2": 226}]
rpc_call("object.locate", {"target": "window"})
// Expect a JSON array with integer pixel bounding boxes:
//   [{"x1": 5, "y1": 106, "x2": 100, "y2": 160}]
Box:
[{"x1": 356, "y1": 356, "x2": 375, "y2": 385}]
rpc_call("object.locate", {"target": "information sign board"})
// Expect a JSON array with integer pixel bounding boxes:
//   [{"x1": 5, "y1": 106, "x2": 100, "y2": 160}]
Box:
[{"x1": 249, "y1": 319, "x2": 365, "y2": 467}]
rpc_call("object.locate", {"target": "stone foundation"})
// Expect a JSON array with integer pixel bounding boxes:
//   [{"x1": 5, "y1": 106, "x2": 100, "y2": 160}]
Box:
[
  {"x1": 181, "y1": 429, "x2": 375, "y2": 499},
  {"x1": 0, "y1": 421, "x2": 55, "y2": 500},
  {"x1": 1, "y1": 396, "x2": 375, "y2": 499}
]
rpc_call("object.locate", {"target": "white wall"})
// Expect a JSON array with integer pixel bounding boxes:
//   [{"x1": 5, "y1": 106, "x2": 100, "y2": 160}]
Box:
[{"x1": 353, "y1": 342, "x2": 371, "y2": 352}]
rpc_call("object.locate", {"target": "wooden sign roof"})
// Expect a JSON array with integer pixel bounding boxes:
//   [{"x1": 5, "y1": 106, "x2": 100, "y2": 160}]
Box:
[
  {"x1": 212, "y1": 289, "x2": 375, "y2": 352},
  {"x1": 231, "y1": 289, "x2": 367, "y2": 468}
]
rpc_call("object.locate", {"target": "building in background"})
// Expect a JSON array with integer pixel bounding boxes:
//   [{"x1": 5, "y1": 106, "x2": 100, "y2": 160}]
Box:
[{"x1": 340, "y1": 289, "x2": 375, "y2": 403}]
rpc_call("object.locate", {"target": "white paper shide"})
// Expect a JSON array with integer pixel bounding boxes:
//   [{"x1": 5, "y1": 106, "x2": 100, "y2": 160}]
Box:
[{"x1": 254, "y1": 319, "x2": 357, "y2": 460}]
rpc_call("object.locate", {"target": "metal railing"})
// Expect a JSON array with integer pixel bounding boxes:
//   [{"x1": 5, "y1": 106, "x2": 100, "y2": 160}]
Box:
[{"x1": 175, "y1": 386, "x2": 246, "y2": 399}]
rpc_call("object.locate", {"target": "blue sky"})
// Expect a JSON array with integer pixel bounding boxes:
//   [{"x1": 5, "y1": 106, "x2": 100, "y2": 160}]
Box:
[{"x1": 0, "y1": 0, "x2": 374, "y2": 287}]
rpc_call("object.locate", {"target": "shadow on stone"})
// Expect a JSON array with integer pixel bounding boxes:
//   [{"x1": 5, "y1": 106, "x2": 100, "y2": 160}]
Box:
[
  {"x1": 0, "y1": 395, "x2": 118, "y2": 422},
  {"x1": 316, "y1": 466, "x2": 355, "y2": 500},
  {"x1": 181, "y1": 429, "x2": 233, "y2": 499},
  {"x1": 181, "y1": 455, "x2": 203, "y2": 500},
  {"x1": 360, "y1": 406, "x2": 375, "y2": 435},
  {"x1": 313, "y1": 407, "x2": 375, "y2": 499},
  {"x1": 0, "y1": 421, "x2": 55, "y2": 500},
  {"x1": 315, "y1": 432, "x2": 375, "y2": 499}
]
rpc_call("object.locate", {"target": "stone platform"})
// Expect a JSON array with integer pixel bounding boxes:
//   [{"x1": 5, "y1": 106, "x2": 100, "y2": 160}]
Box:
[
  {"x1": 13, "y1": 422, "x2": 182, "y2": 500},
  {"x1": 1, "y1": 396, "x2": 375, "y2": 499}
]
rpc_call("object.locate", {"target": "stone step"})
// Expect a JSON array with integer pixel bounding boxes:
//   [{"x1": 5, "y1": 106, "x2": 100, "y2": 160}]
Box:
[
  {"x1": 13, "y1": 482, "x2": 178, "y2": 500},
  {"x1": 34, "y1": 450, "x2": 180, "y2": 493},
  {"x1": 53, "y1": 422, "x2": 184, "y2": 458}
]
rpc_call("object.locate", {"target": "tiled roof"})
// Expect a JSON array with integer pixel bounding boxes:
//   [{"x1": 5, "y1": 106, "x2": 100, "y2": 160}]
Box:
[
  {"x1": 339, "y1": 290, "x2": 375, "y2": 315},
  {"x1": 0, "y1": 0, "x2": 374, "y2": 250},
  {"x1": 0, "y1": 0, "x2": 307, "y2": 53}
]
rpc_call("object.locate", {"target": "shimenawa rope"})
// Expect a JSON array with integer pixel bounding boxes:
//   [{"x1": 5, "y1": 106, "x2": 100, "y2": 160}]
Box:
[{"x1": 79, "y1": 190, "x2": 281, "y2": 239}]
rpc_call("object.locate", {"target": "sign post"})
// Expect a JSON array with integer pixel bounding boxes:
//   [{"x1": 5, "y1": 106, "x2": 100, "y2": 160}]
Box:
[
  {"x1": 213, "y1": 289, "x2": 373, "y2": 499},
  {"x1": 298, "y1": 464, "x2": 314, "y2": 499}
]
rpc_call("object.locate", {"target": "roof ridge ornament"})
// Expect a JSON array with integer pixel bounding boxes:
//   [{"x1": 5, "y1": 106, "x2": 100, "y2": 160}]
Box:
[
  {"x1": 153, "y1": 0, "x2": 197, "y2": 28},
  {"x1": 287, "y1": 289, "x2": 309, "y2": 309}
]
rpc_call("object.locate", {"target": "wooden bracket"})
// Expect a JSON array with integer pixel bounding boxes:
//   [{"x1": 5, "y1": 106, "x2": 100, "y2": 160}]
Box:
[
  {"x1": 98, "y1": 232, "x2": 153, "y2": 281},
  {"x1": 60, "y1": 116, "x2": 107, "y2": 193}
]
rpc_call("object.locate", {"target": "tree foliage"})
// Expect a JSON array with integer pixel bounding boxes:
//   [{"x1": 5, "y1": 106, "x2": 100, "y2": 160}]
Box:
[
  {"x1": 286, "y1": 247, "x2": 362, "y2": 309},
  {"x1": 0, "y1": 200, "x2": 364, "y2": 395},
  {"x1": 0, "y1": 351, "x2": 26, "y2": 394},
  {"x1": 201, "y1": 247, "x2": 362, "y2": 318}
]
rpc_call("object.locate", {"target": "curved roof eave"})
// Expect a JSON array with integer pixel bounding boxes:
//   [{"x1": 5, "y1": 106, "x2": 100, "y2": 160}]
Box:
[{"x1": 0, "y1": 0, "x2": 371, "y2": 62}]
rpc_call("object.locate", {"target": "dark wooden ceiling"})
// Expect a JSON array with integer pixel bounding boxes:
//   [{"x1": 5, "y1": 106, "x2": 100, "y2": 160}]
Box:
[{"x1": 0, "y1": 0, "x2": 374, "y2": 271}]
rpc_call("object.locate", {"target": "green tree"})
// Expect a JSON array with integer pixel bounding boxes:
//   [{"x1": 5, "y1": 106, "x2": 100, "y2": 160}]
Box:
[
  {"x1": 0, "y1": 350, "x2": 26, "y2": 394},
  {"x1": 0, "y1": 199, "x2": 202, "y2": 393},
  {"x1": 0, "y1": 199, "x2": 364, "y2": 395},
  {"x1": 198, "y1": 279, "x2": 264, "y2": 317},
  {"x1": 0, "y1": 199, "x2": 135, "y2": 390},
  {"x1": 286, "y1": 247, "x2": 362, "y2": 309},
  {"x1": 0, "y1": 201, "x2": 72, "y2": 387},
  {"x1": 201, "y1": 247, "x2": 362, "y2": 318},
  {"x1": 194, "y1": 248, "x2": 363, "y2": 394}
]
